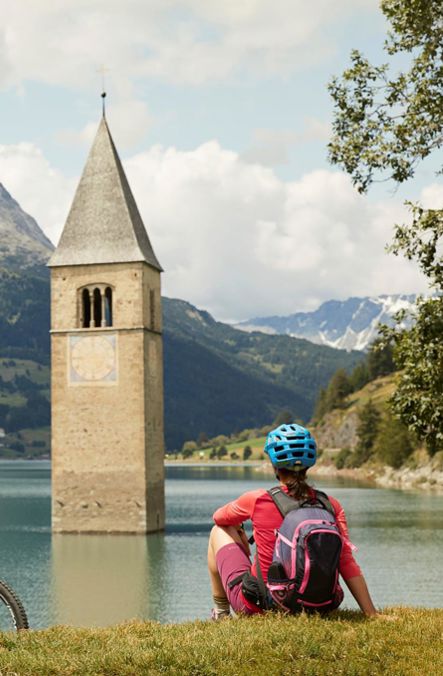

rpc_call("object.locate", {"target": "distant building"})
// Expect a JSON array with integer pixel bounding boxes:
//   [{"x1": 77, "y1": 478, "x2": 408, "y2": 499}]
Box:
[
  {"x1": 49, "y1": 112, "x2": 165, "y2": 533},
  {"x1": 0, "y1": 428, "x2": 5, "y2": 438}
]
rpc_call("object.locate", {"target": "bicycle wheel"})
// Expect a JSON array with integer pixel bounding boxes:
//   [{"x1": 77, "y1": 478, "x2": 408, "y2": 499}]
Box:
[{"x1": 0, "y1": 580, "x2": 29, "y2": 630}]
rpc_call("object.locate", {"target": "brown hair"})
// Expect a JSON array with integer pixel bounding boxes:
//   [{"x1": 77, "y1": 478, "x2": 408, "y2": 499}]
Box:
[{"x1": 277, "y1": 468, "x2": 311, "y2": 500}]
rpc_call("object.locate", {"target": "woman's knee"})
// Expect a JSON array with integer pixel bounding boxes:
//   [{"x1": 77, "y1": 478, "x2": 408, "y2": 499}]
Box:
[{"x1": 209, "y1": 525, "x2": 241, "y2": 551}]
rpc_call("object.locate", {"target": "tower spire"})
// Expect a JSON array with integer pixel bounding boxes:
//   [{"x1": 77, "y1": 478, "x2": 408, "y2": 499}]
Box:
[{"x1": 49, "y1": 116, "x2": 162, "y2": 270}]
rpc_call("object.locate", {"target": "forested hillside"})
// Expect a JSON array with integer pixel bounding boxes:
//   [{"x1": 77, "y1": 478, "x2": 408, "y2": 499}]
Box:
[{"x1": 311, "y1": 344, "x2": 443, "y2": 487}]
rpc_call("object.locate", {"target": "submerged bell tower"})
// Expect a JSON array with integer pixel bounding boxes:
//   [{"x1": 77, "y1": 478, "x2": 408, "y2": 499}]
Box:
[{"x1": 49, "y1": 112, "x2": 165, "y2": 533}]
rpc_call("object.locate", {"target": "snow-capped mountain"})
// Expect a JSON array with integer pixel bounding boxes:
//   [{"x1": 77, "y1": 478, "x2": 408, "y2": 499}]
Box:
[{"x1": 234, "y1": 295, "x2": 417, "y2": 352}]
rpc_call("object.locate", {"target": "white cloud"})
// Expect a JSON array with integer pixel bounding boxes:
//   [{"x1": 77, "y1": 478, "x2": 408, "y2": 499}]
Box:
[
  {"x1": 420, "y1": 183, "x2": 443, "y2": 208},
  {"x1": 0, "y1": 134, "x2": 428, "y2": 321},
  {"x1": 0, "y1": 143, "x2": 74, "y2": 244},
  {"x1": 1, "y1": 1, "x2": 378, "y2": 90},
  {"x1": 0, "y1": 0, "x2": 380, "y2": 169},
  {"x1": 241, "y1": 118, "x2": 332, "y2": 167},
  {"x1": 123, "y1": 143, "x2": 428, "y2": 319}
]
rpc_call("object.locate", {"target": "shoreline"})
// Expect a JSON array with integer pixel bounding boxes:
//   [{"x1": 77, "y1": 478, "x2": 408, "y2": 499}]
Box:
[
  {"x1": 1, "y1": 456, "x2": 442, "y2": 493},
  {"x1": 312, "y1": 458, "x2": 443, "y2": 493}
]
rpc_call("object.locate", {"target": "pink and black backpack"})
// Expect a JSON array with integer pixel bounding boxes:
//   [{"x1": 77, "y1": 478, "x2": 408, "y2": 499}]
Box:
[{"x1": 262, "y1": 487, "x2": 344, "y2": 613}]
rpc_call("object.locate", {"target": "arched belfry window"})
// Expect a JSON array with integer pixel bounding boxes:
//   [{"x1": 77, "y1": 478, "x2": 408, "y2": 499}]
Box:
[
  {"x1": 82, "y1": 289, "x2": 91, "y2": 328},
  {"x1": 93, "y1": 288, "x2": 102, "y2": 327},
  {"x1": 105, "y1": 287, "x2": 113, "y2": 326},
  {"x1": 79, "y1": 284, "x2": 114, "y2": 328}
]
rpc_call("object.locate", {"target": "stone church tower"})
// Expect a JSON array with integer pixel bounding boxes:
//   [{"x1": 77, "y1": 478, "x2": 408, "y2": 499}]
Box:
[{"x1": 49, "y1": 115, "x2": 165, "y2": 533}]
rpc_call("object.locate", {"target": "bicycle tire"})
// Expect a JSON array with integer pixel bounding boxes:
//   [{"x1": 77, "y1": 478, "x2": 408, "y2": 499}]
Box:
[{"x1": 0, "y1": 580, "x2": 29, "y2": 630}]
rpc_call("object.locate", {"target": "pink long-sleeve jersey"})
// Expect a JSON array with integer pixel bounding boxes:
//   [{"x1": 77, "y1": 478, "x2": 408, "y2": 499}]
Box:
[{"x1": 213, "y1": 485, "x2": 362, "y2": 582}]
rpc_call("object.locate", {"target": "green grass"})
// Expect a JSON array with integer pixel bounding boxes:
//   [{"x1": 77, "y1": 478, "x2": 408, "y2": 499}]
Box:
[
  {"x1": 223, "y1": 436, "x2": 266, "y2": 459},
  {"x1": 0, "y1": 391, "x2": 26, "y2": 407},
  {"x1": 0, "y1": 609, "x2": 441, "y2": 675},
  {"x1": 172, "y1": 437, "x2": 267, "y2": 462},
  {"x1": 346, "y1": 375, "x2": 396, "y2": 410},
  {"x1": 0, "y1": 358, "x2": 49, "y2": 385}
]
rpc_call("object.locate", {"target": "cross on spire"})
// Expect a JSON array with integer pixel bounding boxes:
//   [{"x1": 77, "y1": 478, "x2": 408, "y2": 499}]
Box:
[{"x1": 97, "y1": 65, "x2": 110, "y2": 116}]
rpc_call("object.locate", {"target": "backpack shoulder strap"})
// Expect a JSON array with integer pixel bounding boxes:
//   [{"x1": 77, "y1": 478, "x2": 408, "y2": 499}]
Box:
[
  {"x1": 313, "y1": 489, "x2": 335, "y2": 517},
  {"x1": 267, "y1": 486, "x2": 302, "y2": 517},
  {"x1": 268, "y1": 486, "x2": 336, "y2": 518}
]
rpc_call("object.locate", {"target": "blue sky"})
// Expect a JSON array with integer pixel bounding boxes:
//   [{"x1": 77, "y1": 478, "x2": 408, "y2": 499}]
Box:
[{"x1": 0, "y1": 1, "x2": 438, "y2": 320}]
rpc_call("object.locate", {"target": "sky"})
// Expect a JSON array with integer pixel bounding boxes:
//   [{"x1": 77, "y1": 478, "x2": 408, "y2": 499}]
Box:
[{"x1": 0, "y1": 0, "x2": 440, "y2": 321}]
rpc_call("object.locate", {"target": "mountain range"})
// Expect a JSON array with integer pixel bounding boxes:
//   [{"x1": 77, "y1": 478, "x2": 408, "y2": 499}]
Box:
[
  {"x1": 0, "y1": 184, "x2": 364, "y2": 450},
  {"x1": 234, "y1": 294, "x2": 416, "y2": 351}
]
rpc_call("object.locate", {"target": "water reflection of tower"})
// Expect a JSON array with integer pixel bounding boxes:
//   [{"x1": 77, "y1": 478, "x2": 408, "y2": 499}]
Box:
[
  {"x1": 49, "y1": 107, "x2": 165, "y2": 534},
  {"x1": 52, "y1": 534, "x2": 169, "y2": 626}
]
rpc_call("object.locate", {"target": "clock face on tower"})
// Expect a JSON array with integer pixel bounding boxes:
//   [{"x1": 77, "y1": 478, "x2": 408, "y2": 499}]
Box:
[{"x1": 69, "y1": 334, "x2": 117, "y2": 384}]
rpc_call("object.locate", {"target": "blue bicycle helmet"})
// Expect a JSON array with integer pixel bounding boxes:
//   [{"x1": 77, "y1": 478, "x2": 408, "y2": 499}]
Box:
[{"x1": 264, "y1": 423, "x2": 317, "y2": 470}]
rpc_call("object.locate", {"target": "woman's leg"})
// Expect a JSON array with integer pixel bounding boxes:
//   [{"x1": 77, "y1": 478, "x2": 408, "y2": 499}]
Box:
[{"x1": 207, "y1": 525, "x2": 244, "y2": 599}]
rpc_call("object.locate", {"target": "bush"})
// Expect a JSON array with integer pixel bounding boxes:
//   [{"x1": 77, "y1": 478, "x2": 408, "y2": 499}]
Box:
[
  {"x1": 182, "y1": 441, "x2": 198, "y2": 453},
  {"x1": 373, "y1": 412, "x2": 414, "y2": 468},
  {"x1": 212, "y1": 435, "x2": 229, "y2": 447},
  {"x1": 9, "y1": 440, "x2": 25, "y2": 454},
  {"x1": 243, "y1": 445, "x2": 252, "y2": 461},
  {"x1": 230, "y1": 451, "x2": 240, "y2": 460},
  {"x1": 182, "y1": 447, "x2": 195, "y2": 459},
  {"x1": 209, "y1": 447, "x2": 217, "y2": 460},
  {"x1": 217, "y1": 446, "x2": 228, "y2": 459}
]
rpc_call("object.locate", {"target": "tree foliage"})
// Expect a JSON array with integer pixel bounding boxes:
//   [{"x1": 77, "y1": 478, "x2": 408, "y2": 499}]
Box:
[
  {"x1": 351, "y1": 400, "x2": 381, "y2": 467},
  {"x1": 380, "y1": 296, "x2": 443, "y2": 453},
  {"x1": 329, "y1": 0, "x2": 443, "y2": 193},
  {"x1": 243, "y1": 445, "x2": 252, "y2": 461},
  {"x1": 273, "y1": 409, "x2": 293, "y2": 426},
  {"x1": 329, "y1": 0, "x2": 443, "y2": 455},
  {"x1": 378, "y1": 205, "x2": 443, "y2": 453},
  {"x1": 374, "y1": 411, "x2": 414, "y2": 468}
]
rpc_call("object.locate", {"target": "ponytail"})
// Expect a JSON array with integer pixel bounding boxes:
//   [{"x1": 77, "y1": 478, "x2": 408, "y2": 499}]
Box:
[{"x1": 277, "y1": 468, "x2": 311, "y2": 500}]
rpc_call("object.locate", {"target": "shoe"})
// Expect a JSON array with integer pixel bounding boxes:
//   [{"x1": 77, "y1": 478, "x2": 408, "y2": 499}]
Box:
[{"x1": 210, "y1": 608, "x2": 231, "y2": 621}]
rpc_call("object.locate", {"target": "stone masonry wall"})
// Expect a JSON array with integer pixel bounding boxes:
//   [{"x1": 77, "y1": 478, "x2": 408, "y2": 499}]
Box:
[{"x1": 51, "y1": 262, "x2": 164, "y2": 533}]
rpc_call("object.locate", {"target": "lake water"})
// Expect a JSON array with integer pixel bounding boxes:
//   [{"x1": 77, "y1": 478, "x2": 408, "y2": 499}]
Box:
[{"x1": 0, "y1": 461, "x2": 442, "y2": 629}]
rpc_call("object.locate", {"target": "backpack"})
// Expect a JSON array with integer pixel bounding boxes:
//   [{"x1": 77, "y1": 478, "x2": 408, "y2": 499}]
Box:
[{"x1": 262, "y1": 487, "x2": 343, "y2": 613}]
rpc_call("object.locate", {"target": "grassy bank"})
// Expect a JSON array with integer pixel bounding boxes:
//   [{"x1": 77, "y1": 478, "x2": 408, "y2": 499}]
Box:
[{"x1": 0, "y1": 609, "x2": 442, "y2": 675}]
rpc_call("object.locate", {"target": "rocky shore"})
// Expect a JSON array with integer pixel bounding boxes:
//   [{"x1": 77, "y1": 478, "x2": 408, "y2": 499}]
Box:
[{"x1": 312, "y1": 450, "x2": 443, "y2": 492}]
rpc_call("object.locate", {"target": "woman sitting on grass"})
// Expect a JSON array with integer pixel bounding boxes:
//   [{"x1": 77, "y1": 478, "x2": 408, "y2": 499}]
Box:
[{"x1": 208, "y1": 423, "x2": 377, "y2": 619}]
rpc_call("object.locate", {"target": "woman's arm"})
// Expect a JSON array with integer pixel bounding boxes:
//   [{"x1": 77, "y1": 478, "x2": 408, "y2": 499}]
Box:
[
  {"x1": 212, "y1": 488, "x2": 265, "y2": 526},
  {"x1": 329, "y1": 496, "x2": 377, "y2": 615},
  {"x1": 345, "y1": 575, "x2": 378, "y2": 617}
]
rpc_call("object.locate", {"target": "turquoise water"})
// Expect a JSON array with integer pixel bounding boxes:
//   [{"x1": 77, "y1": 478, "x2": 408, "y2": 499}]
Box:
[{"x1": 0, "y1": 461, "x2": 442, "y2": 628}]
